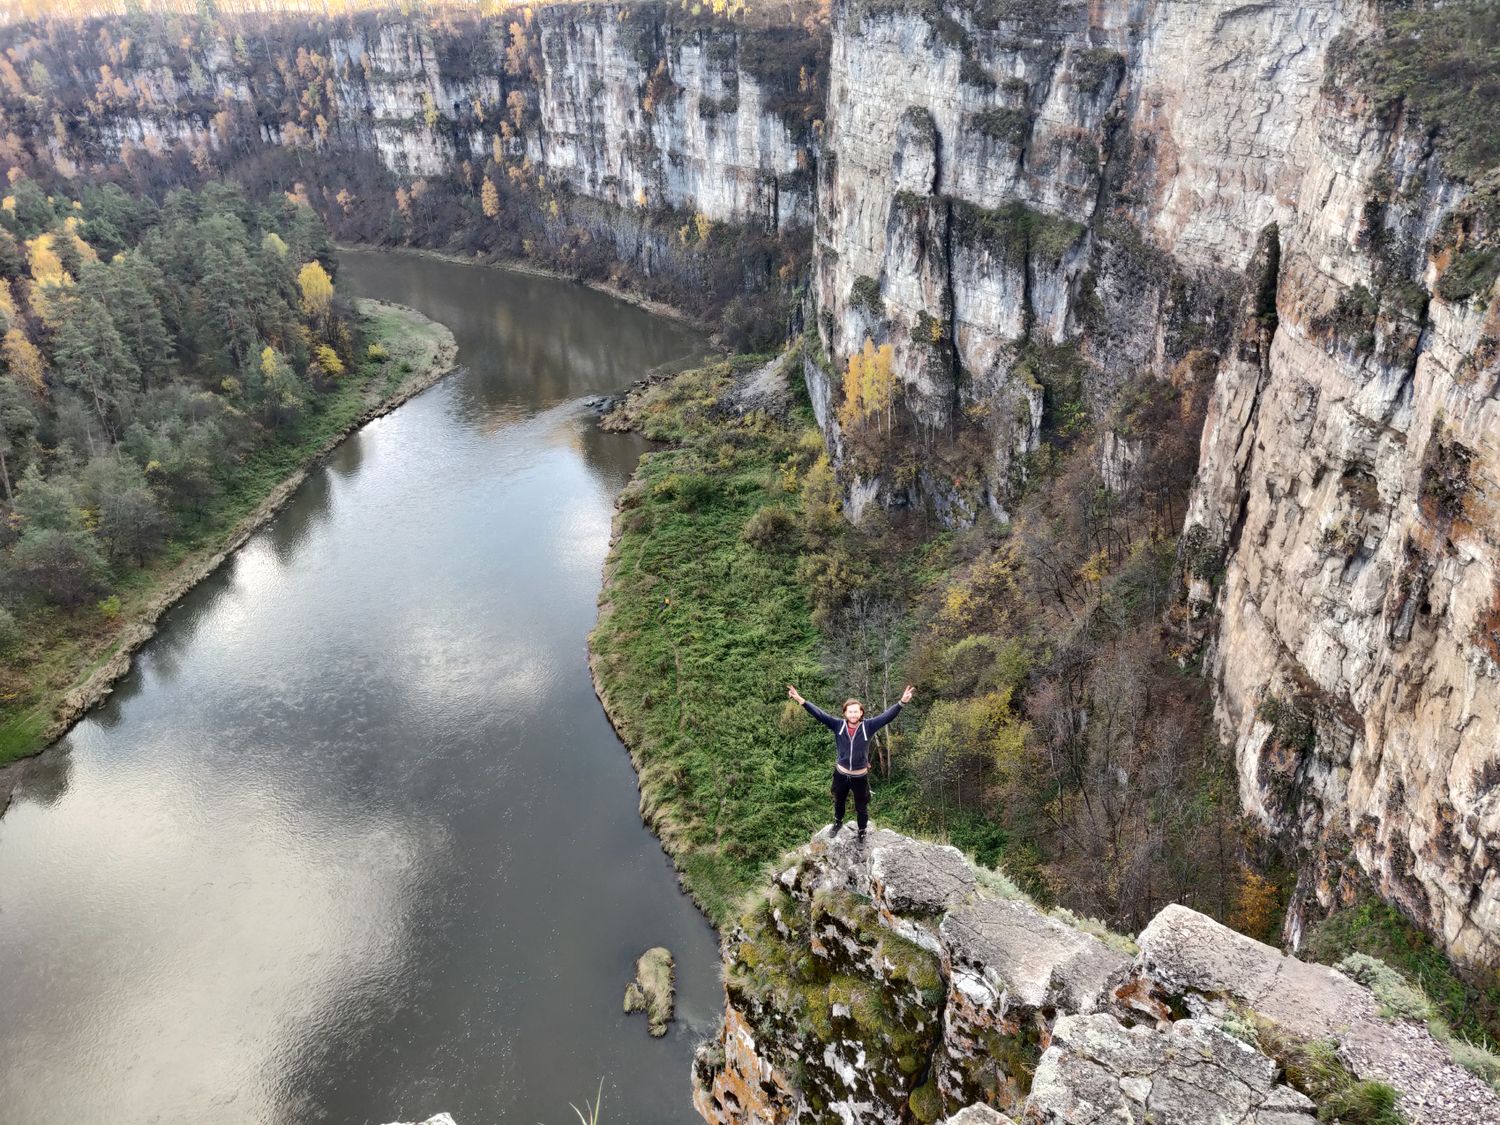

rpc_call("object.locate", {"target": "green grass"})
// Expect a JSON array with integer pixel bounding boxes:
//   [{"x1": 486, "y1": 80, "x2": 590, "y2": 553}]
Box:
[
  {"x1": 0, "y1": 301, "x2": 449, "y2": 768},
  {"x1": 1248, "y1": 1015, "x2": 1406, "y2": 1124},
  {"x1": 589, "y1": 358, "x2": 841, "y2": 924}
]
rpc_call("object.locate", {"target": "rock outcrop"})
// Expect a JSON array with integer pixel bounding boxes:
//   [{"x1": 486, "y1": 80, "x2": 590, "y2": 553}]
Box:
[
  {"x1": 692, "y1": 827, "x2": 1500, "y2": 1124},
  {"x1": 624, "y1": 945, "x2": 677, "y2": 1037}
]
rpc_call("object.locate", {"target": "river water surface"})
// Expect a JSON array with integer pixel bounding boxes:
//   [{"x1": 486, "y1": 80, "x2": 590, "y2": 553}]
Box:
[{"x1": 0, "y1": 250, "x2": 720, "y2": 1125}]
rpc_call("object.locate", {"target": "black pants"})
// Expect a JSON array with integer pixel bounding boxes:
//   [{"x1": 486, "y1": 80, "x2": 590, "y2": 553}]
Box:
[{"x1": 831, "y1": 769, "x2": 870, "y2": 830}]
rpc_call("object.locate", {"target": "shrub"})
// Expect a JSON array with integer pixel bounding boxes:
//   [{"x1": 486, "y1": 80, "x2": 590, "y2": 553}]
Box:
[
  {"x1": 743, "y1": 506, "x2": 798, "y2": 551},
  {"x1": 1338, "y1": 952, "x2": 1438, "y2": 1022},
  {"x1": 1437, "y1": 248, "x2": 1500, "y2": 303},
  {"x1": 673, "y1": 472, "x2": 717, "y2": 512},
  {"x1": 367, "y1": 342, "x2": 390, "y2": 362},
  {"x1": 850, "y1": 274, "x2": 883, "y2": 318},
  {"x1": 0, "y1": 606, "x2": 19, "y2": 652}
]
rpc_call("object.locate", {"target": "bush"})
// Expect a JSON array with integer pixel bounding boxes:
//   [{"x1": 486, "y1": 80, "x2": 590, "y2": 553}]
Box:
[
  {"x1": 0, "y1": 606, "x2": 19, "y2": 652},
  {"x1": 1337, "y1": 952, "x2": 1438, "y2": 1022},
  {"x1": 743, "y1": 506, "x2": 798, "y2": 551},
  {"x1": 1437, "y1": 248, "x2": 1500, "y2": 303},
  {"x1": 367, "y1": 342, "x2": 390, "y2": 362},
  {"x1": 673, "y1": 473, "x2": 717, "y2": 512}
]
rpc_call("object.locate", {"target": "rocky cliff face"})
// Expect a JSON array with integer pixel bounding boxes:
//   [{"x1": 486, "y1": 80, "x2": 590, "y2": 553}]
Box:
[
  {"x1": 64, "y1": 6, "x2": 816, "y2": 228},
  {"x1": 693, "y1": 827, "x2": 1500, "y2": 1124},
  {"x1": 809, "y1": 0, "x2": 1500, "y2": 964}
]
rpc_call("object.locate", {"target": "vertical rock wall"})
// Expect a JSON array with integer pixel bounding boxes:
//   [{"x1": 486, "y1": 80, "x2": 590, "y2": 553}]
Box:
[{"x1": 812, "y1": 0, "x2": 1500, "y2": 964}]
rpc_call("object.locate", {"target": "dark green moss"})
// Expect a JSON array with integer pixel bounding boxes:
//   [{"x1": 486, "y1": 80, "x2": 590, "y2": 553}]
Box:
[
  {"x1": 1437, "y1": 247, "x2": 1499, "y2": 303},
  {"x1": 970, "y1": 107, "x2": 1032, "y2": 146}
]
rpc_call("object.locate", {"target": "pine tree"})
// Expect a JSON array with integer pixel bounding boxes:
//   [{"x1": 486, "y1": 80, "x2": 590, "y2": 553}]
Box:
[{"x1": 51, "y1": 290, "x2": 137, "y2": 439}]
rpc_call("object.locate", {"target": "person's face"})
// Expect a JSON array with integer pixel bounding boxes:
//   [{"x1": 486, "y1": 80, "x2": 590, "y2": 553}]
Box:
[{"x1": 844, "y1": 702, "x2": 864, "y2": 723}]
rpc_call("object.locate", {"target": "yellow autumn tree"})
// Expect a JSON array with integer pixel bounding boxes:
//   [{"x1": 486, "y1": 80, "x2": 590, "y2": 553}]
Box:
[
  {"x1": 314, "y1": 344, "x2": 345, "y2": 378},
  {"x1": 481, "y1": 178, "x2": 501, "y2": 219},
  {"x1": 506, "y1": 90, "x2": 527, "y2": 130},
  {"x1": 3, "y1": 325, "x2": 45, "y2": 395},
  {"x1": 27, "y1": 232, "x2": 71, "y2": 288},
  {"x1": 297, "y1": 260, "x2": 334, "y2": 318},
  {"x1": 838, "y1": 337, "x2": 895, "y2": 432}
]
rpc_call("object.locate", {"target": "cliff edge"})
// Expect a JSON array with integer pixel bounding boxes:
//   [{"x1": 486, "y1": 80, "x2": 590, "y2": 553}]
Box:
[{"x1": 693, "y1": 827, "x2": 1500, "y2": 1124}]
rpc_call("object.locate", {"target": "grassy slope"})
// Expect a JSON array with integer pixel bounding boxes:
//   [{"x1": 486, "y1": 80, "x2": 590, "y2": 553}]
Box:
[
  {"x1": 590, "y1": 358, "x2": 838, "y2": 925},
  {"x1": 0, "y1": 299, "x2": 454, "y2": 768},
  {"x1": 589, "y1": 355, "x2": 995, "y2": 925}
]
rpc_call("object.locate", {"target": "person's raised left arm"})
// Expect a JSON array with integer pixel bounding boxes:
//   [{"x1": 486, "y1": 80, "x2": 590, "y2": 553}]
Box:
[{"x1": 865, "y1": 684, "x2": 915, "y2": 734}]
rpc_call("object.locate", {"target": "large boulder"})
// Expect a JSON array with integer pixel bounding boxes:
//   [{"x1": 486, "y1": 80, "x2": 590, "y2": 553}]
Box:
[
  {"x1": 1026, "y1": 1014, "x2": 1314, "y2": 1124},
  {"x1": 933, "y1": 899, "x2": 1131, "y2": 1112},
  {"x1": 1134, "y1": 904, "x2": 1500, "y2": 1125}
]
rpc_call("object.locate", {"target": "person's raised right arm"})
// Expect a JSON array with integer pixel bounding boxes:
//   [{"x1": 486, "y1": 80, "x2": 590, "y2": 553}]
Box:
[{"x1": 787, "y1": 684, "x2": 840, "y2": 730}]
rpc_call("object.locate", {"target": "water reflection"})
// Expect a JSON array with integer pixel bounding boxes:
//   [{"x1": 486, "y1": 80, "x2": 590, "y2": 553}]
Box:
[{"x1": 0, "y1": 253, "x2": 716, "y2": 1125}]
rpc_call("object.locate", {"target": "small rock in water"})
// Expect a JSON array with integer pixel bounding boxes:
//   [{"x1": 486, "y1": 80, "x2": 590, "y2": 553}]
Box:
[
  {"x1": 381, "y1": 1115, "x2": 456, "y2": 1125},
  {"x1": 623, "y1": 946, "x2": 675, "y2": 1037}
]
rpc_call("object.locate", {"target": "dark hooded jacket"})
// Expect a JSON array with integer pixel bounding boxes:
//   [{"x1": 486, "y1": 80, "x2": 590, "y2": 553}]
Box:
[{"x1": 802, "y1": 700, "x2": 904, "y2": 774}]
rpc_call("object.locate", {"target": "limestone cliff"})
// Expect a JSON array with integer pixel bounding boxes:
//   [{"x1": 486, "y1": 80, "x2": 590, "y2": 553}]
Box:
[
  {"x1": 692, "y1": 827, "x2": 1500, "y2": 1124},
  {"x1": 61, "y1": 5, "x2": 815, "y2": 229},
  {"x1": 808, "y1": 0, "x2": 1500, "y2": 964}
]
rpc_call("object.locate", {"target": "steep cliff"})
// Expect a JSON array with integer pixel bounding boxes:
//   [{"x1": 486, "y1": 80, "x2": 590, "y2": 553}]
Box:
[
  {"x1": 693, "y1": 827, "x2": 1500, "y2": 1124},
  {"x1": 808, "y1": 0, "x2": 1500, "y2": 964},
  {"x1": 52, "y1": 6, "x2": 816, "y2": 224}
]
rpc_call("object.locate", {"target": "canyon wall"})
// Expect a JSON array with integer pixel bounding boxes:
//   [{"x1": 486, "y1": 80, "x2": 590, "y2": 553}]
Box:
[
  {"x1": 54, "y1": 5, "x2": 815, "y2": 229},
  {"x1": 808, "y1": 0, "x2": 1500, "y2": 966}
]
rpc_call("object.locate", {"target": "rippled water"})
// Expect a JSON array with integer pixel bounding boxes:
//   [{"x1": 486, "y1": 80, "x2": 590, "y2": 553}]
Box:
[{"x1": 0, "y1": 250, "x2": 719, "y2": 1125}]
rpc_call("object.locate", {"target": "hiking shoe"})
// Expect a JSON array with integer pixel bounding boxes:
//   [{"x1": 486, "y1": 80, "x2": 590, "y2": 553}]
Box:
[
  {"x1": 856, "y1": 827, "x2": 866, "y2": 846},
  {"x1": 830, "y1": 822, "x2": 843, "y2": 838}
]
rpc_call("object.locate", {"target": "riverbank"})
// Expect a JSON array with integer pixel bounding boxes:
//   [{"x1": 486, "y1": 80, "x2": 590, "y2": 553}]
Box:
[
  {"x1": 0, "y1": 299, "x2": 457, "y2": 813},
  {"x1": 336, "y1": 244, "x2": 713, "y2": 334}
]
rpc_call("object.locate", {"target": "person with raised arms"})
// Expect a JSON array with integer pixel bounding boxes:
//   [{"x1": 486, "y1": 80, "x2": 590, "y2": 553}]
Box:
[{"x1": 786, "y1": 682, "x2": 914, "y2": 843}]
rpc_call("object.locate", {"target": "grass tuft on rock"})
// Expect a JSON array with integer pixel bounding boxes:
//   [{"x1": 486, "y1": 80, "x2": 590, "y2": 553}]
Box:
[{"x1": 623, "y1": 946, "x2": 676, "y2": 1037}]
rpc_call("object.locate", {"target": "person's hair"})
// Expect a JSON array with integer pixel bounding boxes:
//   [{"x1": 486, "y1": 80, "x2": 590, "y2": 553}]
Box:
[{"x1": 842, "y1": 698, "x2": 863, "y2": 712}]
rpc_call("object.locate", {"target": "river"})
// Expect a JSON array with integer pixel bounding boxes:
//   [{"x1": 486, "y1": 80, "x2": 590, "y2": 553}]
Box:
[{"x1": 0, "y1": 250, "x2": 721, "y2": 1125}]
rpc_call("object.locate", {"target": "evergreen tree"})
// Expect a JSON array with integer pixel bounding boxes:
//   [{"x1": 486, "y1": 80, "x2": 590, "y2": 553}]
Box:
[{"x1": 51, "y1": 288, "x2": 138, "y2": 439}]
